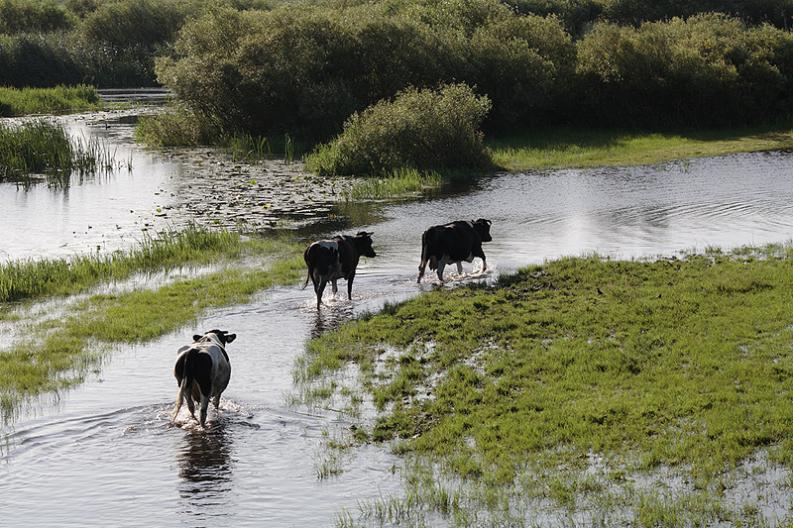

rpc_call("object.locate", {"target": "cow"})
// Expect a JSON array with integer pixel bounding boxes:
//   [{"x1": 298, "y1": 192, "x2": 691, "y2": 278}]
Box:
[
  {"x1": 173, "y1": 329, "x2": 236, "y2": 427},
  {"x1": 303, "y1": 231, "x2": 376, "y2": 309},
  {"x1": 417, "y1": 219, "x2": 493, "y2": 283}
]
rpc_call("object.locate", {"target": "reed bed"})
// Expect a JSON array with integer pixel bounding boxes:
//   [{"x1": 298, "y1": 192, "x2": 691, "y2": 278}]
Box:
[{"x1": 0, "y1": 120, "x2": 129, "y2": 183}]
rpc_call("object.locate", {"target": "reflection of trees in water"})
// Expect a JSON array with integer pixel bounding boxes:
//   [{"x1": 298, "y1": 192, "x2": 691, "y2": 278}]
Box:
[{"x1": 177, "y1": 421, "x2": 234, "y2": 515}]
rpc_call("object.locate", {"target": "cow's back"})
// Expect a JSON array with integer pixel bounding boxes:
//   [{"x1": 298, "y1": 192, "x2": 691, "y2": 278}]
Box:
[
  {"x1": 306, "y1": 240, "x2": 341, "y2": 277},
  {"x1": 423, "y1": 222, "x2": 478, "y2": 261}
]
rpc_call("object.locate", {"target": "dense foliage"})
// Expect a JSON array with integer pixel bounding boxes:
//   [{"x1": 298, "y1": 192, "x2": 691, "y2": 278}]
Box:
[
  {"x1": 158, "y1": 1, "x2": 793, "y2": 138},
  {"x1": 307, "y1": 84, "x2": 492, "y2": 175},
  {"x1": 577, "y1": 14, "x2": 793, "y2": 126}
]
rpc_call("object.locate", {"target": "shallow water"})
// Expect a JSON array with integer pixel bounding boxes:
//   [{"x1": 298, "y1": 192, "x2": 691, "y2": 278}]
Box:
[{"x1": 2, "y1": 109, "x2": 793, "y2": 526}]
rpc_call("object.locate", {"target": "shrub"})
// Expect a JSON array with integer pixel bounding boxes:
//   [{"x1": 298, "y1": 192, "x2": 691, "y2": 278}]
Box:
[
  {"x1": 0, "y1": 33, "x2": 82, "y2": 87},
  {"x1": 307, "y1": 83, "x2": 492, "y2": 176},
  {"x1": 576, "y1": 14, "x2": 793, "y2": 127},
  {"x1": 0, "y1": 0, "x2": 73, "y2": 34},
  {"x1": 158, "y1": 3, "x2": 573, "y2": 138}
]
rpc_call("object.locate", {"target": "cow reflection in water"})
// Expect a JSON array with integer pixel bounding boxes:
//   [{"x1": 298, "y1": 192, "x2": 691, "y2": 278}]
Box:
[{"x1": 177, "y1": 423, "x2": 234, "y2": 509}]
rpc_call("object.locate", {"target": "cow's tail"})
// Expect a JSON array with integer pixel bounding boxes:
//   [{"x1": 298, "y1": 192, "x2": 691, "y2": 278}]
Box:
[
  {"x1": 173, "y1": 348, "x2": 199, "y2": 421},
  {"x1": 303, "y1": 246, "x2": 312, "y2": 289}
]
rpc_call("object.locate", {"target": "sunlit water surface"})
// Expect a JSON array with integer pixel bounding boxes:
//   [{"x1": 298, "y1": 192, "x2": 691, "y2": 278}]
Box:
[{"x1": 2, "y1": 109, "x2": 793, "y2": 526}]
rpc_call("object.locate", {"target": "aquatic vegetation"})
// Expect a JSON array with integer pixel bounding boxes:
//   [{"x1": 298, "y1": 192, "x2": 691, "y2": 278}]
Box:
[
  {"x1": 0, "y1": 85, "x2": 100, "y2": 117},
  {"x1": 307, "y1": 84, "x2": 492, "y2": 176},
  {"x1": 0, "y1": 236, "x2": 304, "y2": 424},
  {"x1": 0, "y1": 120, "x2": 129, "y2": 183},
  {"x1": 0, "y1": 121, "x2": 72, "y2": 177},
  {"x1": 300, "y1": 246, "x2": 793, "y2": 523},
  {"x1": 0, "y1": 227, "x2": 252, "y2": 304},
  {"x1": 345, "y1": 169, "x2": 442, "y2": 200}
]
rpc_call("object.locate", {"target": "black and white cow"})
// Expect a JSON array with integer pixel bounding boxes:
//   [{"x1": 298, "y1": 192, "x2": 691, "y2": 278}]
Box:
[
  {"x1": 417, "y1": 219, "x2": 493, "y2": 283},
  {"x1": 303, "y1": 232, "x2": 376, "y2": 309},
  {"x1": 173, "y1": 329, "x2": 236, "y2": 427}
]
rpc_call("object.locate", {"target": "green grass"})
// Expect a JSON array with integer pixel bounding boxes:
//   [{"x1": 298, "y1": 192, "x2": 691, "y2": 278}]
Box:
[
  {"x1": 300, "y1": 245, "x2": 793, "y2": 524},
  {"x1": 0, "y1": 237, "x2": 304, "y2": 424},
  {"x1": 0, "y1": 227, "x2": 256, "y2": 304},
  {"x1": 0, "y1": 120, "x2": 128, "y2": 183},
  {"x1": 136, "y1": 109, "x2": 305, "y2": 162},
  {"x1": 345, "y1": 169, "x2": 442, "y2": 200},
  {"x1": 488, "y1": 125, "x2": 793, "y2": 171},
  {"x1": 0, "y1": 85, "x2": 101, "y2": 117}
]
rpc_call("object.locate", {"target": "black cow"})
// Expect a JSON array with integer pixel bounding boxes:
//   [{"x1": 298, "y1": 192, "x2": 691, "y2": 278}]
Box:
[
  {"x1": 173, "y1": 329, "x2": 236, "y2": 427},
  {"x1": 303, "y1": 232, "x2": 376, "y2": 309},
  {"x1": 417, "y1": 219, "x2": 492, "y2": 283}
]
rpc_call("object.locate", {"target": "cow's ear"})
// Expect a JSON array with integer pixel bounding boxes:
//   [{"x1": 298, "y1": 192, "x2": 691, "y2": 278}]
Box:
[
  {"x1": 193, "y1": 334, "x2": 202, "y2": 342},
  {"x1": 225, "y1": 333, "x2": 237, "y2": 344}
]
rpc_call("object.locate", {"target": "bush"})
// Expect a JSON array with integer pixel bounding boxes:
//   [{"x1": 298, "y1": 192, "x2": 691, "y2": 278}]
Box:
[
  {"x1": 0, "y1": 0, "x2": 73, "y2": 34},
  {"x1": 0, "y1": 33, "x2": 82, "y2": 87},
  {"x1": 576, "y1": 14, "x2": 793, "y2": 127},
  {"x1": 80, "y1": 0, "x2": 184, "y2": 50},
  {"x1": 307, "y1": 83, "x2": 492, "y2": 176},
  {"x1": 157, "y1": 2, "x2": 574, "y2": 138}
]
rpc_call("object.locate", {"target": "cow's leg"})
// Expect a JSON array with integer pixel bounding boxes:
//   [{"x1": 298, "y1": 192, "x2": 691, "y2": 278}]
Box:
[
  {"x1": 456, "y1": 262, "x2": 463, "y2": 275},
  {"x1": 185, "y1": 393, "x2": 197, "y2": 422},
  {"x1": 473, "y1": 246, "x2": 487, "y2": 273},
  {"x1": 347, "y1": 273, "x2": 355, "y2": 300},
  {"x1": 436, "y1": 256, "x2": 448, "y2": 282},
  {"x1": 316, "y1": 278, "x2": 327, "y2": 309},
  {"x1": 199, "y1": 393, "x2": 210, "y2": 427},
  {"x1": 332, "y1": 279, "x2": 338, "y2": 295},
  {"x1": 213, "y1": 394, "x2": 221, "y2": 411}
]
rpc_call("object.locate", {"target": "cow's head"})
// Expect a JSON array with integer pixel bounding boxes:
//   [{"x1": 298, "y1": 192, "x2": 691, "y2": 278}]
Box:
[
  {"x1": 353, "y1": 231, "x2": 376, "y2": 258},
  {"x1": 194, "y1": 329, "x2": 237, "y2": 347},
  {"x1": 473, "y1": 219, "x2": 493, "y2": 242}
]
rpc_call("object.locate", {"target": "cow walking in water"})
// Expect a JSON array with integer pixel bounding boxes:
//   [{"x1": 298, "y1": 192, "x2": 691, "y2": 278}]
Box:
[
  {"x1": 173, "y1": 329, "x2": 236, "y2": 427},
  {"x1": 418, "y1": 219, "x2": 492, "y2": 283},
  {"x1": 304, "y1": 232, "x2": 376, "y2": 309}
]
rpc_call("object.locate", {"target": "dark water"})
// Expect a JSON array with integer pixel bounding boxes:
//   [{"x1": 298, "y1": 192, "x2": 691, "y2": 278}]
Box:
[{"x1": 2, "y1": 109, "x2": 793, "y2": 526}]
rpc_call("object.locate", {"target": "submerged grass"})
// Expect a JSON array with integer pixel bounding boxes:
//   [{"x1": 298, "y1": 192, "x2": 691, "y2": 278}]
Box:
[
  {"x1": 301, "y1": 246, "x2": 793, "y2": 524},
  {"x1": 0, "y1": 85, "x2": 101, "y2": 117},
  {"x1": 0, "y1": 237, "x2": 304, "y2": 423},
  {"x1": 489, "y1": 125, "x2": 793, "y2": 171},
  {"x1": 0, "y1": 227, "x2": 252, "y2": 304}
]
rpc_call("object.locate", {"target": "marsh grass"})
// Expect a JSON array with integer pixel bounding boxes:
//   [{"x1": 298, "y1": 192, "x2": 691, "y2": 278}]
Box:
[
  {"x1": 302, "y1": 245, "x2": 793, "y2": 524},
  {"x1": 0, "y1": 85, "x2": 101, "y2": 117},
  {"x1": 0, "y1": 120, "x2": 128, "y2": 183},
  {"x1": 345, "y1": 169, "x2": 442, "y2": 200},
  {"x1": 228, "y1": 132, "x2": 302, "y2": 163},
  {"x1": 0, "y1": 227, "x2": 249, "y2": 304},
  {"x1": 488, "y1": 125, "x2": 793, "y2": 171},
  {"x1": 0, "y1": 237, "x2": 304, "y2": 424}
]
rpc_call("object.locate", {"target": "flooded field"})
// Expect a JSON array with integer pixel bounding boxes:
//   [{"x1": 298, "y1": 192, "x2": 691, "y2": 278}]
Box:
[{"x1": 2, "y1": 107, "x2": 793, "y2": 526}]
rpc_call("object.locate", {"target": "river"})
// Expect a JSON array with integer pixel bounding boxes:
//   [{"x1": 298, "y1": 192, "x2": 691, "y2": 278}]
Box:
[{"x1": 1, "y1": 108, "x2": 792, "y2": 527}]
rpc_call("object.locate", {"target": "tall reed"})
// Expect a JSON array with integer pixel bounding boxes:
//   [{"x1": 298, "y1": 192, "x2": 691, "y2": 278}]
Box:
[{"x1": 0, "y1": 121, "x2": 128, "y2": 183}]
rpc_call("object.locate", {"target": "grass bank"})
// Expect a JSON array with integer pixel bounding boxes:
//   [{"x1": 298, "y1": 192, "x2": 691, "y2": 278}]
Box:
[
  {"x1": 489, "y1": 125, "x2": 793, "y2": 171},
  {"x1": 0, "y1": 85, "x2": 101, "y2": 117},
  {"x1": 0, "y1": 227, "x2": 254, "y2": 304},
  {"x1": 0, "y1": 236, "x2": 304, "y2": 423},
  {"x1": 300, "y1": 245, "x2": 793, "y2": 525}
]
